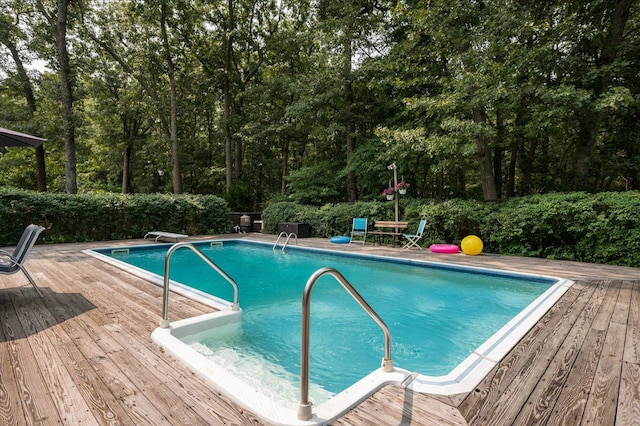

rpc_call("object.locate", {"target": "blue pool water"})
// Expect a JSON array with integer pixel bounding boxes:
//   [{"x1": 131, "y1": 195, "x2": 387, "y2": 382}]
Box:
[{"x1": 96, "y1": 240, "x2": 556, "y2": 402}]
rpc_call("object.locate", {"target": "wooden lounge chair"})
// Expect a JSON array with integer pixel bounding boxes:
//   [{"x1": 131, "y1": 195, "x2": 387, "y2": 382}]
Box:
[{"x1": 0, "y1": 224, "x2": 45, "y2": 296}]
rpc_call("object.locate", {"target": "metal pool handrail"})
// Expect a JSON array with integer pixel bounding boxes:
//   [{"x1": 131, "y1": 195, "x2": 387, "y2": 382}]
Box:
[
  {"x1": 297, "y1": 267, "x2": 394, "y2": 421},
  {"x1": 160, "y1": 242, "x2": 239, "y2": 329},
  {"x1": 273, "y1": 231, "x2": 297, "y2": 252}
]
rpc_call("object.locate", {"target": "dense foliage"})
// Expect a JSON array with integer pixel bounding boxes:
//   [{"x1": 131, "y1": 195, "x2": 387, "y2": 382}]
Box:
[
  {"x1": 1, "y1": 188, "x2": 637, "y2": 267},
  {"x1": 262, "y1": 191, "x2": 640, "y2": 267},
  {"x1": 0, "y1": 188, "x2": 229, "y2": 243},
  {"x1": 0, "y1": 0, "x2": 637, "y2": 207}
]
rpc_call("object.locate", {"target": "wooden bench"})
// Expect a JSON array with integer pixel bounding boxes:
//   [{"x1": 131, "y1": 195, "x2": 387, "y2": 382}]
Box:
[
  {"x1": 144, "y1": 231, "x2": 189, "y2": 242},
  {"x1": 369, "y1": 221, "x2": 408, "y2": 244}
]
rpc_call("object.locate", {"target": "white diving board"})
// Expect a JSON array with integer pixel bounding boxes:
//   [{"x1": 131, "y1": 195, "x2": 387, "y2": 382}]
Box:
[{"x1": 144, "y1": 231, "x2": 189, "y2": 242}]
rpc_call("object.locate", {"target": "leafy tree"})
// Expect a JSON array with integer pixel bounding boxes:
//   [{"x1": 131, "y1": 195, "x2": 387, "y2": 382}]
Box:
[
  {"x1": 563, "y1": 0, "x2": 635, "y2": 190},
  {"x1": 33, "y1": 0, "x2": 78, "y2": 193},
  {"x1": 380, "y1": 0, "x2": 639, "y2": 200},
  {"x1": 80, "y1": 58, "x2": 153, "y2": 193},
  {"x1": 1, "y1": 0, "x2": 638, "y2": 203},
  {"x1": 0, "y1": 3, "x2": 47, "y2": 191},
  {"x1": 81, "y1": 0, "x2": 191, "y2": 193},
  {"x1": 315, "y1": 0, "x2": 391, "y2": 202}
]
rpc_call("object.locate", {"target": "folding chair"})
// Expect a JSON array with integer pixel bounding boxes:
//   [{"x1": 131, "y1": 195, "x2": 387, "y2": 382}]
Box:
[
  {"x1": 0, "y1": 224, "x2": 45, "y2": 296},
  {"x1": 349, "y1": 218, "x2": 368, "y2": 245},
  {"x1": 402, "y1": 219, "x2": 426, "y2": 249}
]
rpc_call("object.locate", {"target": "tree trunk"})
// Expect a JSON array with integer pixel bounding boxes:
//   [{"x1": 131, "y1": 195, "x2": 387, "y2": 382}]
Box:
[
  {"x1": 574, "y1": 109, "x2": 599, "y2": 190},
  {"x1": 281, "y1": 141, "x2": 289, "y2": 194},
  {"x1": 493, "y1": 108, "x2": 504, "y2": 198},
  {"x1": 53, "y1": 0, "x2": 77, "y2": 194},
  {"x1": 473, "y1": 108, "x2": 499, "y2": 201},
  {"x1": 224, "y1": 0, "x2": 235, "y2": 190},
  {"x1": 234, "y1": 124, "x2": 242, "y2": 182},
  {"x1": 344, "y1": 38, "x2": 357, "y2": 203},
  {"x1": 477, "y1": 137, "x2": 498, "y2": 201},
  {"x1": 456, "y1": 167, "x2": 466, "y2": 194},
  {"x1": 122, "y1": 144, "x2": 132, "y2": 193},
  {"x1": 160, "y1": 1, "x2": 182, "y2": 194},
  {"x1": 35, "y1": 146, "x2": 47, "y2": 192},
  {"x1": 506, "y1": 144, "x2": 517, "y2": 198}
]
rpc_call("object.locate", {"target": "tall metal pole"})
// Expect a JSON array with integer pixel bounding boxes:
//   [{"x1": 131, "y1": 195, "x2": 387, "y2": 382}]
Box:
[{"x1": 388, "y1": 162, "x2": 399, "y2": 230}]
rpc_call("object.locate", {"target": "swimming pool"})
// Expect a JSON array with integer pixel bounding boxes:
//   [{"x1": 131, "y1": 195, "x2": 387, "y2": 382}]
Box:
[{"x1": 86, "y1": 240, "x2": 572, "y2": 425}]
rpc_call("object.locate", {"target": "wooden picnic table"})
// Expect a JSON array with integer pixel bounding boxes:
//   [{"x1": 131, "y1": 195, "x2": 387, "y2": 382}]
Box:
[{"x1": 369, "y1": 221, "x2": 408, "y2": 245}]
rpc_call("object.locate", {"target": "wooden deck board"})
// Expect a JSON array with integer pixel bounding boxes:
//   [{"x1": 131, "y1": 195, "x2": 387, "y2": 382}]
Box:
[
  {"x1": 582, "y1": 322, "x2": 624, "y2": 424},
  {"x1": 58, "y1": 259, "x2": 263, "y2": 425},
  {"x1": 15, "y1": 293, "x2": 110, "y2": 425},
  {"x1": 517, "y1": 281, "x2": 611, "y2": 425},
  {"x1": 617, "y1": 281, "x2": 640, "y2": 425},
  {"x1": 0, "y1": 237, "x2": 638, "y2": 425},
  {"x1": 44, "y1": 288, "x2": 167, "y2": 425},
  {"x1": 618, "y1": 362, "x2": 640, "y2": 425},
  {"x1": 2, "y1": 289, "x2": 64, "y2": 424},
  {"x1": 457, "y1": 282, "x2": 593, "y2": 424},
  {"x1": 623, "y1": 281, "x2": 640, "y2": 364},
  {"x1": 334, "y1": 386, "x2": 468, "y2": 425}
]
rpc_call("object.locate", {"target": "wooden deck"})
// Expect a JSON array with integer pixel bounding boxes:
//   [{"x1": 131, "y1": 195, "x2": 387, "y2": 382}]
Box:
[{"x1": 1, "y1": 236, "x2": 638, "y2": 425}]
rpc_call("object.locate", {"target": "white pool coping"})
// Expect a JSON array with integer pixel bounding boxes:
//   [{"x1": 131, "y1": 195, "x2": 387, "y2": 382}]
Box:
[{"x1": 84, "y1": 241, "x2": 574, "y2": 425}]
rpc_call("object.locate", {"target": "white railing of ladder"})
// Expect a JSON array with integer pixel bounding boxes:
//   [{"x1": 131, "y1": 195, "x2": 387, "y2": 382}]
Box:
[
  {"x1": 160, "y1": 242, "x2": 239, "y2": 328},
  {"x1": 273, "y1": 232, "x2": 297, "y2": 252},
  {"x1": 297, "y1": 267, "x2": 394, "y2": 421}
]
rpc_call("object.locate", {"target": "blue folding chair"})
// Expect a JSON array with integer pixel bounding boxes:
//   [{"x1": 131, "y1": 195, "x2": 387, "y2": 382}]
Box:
[
  {"x1": 349, "y1": 218, "x2": 368, "y2": 245},
  {"x1": 403, "y1": 219, "x2": 426, "y2": 249}
]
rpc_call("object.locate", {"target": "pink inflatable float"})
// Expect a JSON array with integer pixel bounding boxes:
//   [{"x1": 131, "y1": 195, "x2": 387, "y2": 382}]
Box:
[{"x1": 429, "y1": 244, "x2": 460, "y2": 254}]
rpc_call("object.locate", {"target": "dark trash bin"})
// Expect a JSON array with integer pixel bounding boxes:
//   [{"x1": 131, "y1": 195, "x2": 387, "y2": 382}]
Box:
[{"x1": 277, "y1": 222, "x2": 310, "y2": 238}]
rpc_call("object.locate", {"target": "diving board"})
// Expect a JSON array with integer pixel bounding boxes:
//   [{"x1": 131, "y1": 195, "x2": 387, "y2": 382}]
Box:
[{"x1": 144, "y1": 231, "x2": 189, "y2": 242}]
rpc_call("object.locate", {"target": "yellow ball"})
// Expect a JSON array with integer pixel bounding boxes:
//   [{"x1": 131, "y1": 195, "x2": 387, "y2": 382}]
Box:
[{"x1": 461, "y1": 235, "x2": 483, "y2": 255}]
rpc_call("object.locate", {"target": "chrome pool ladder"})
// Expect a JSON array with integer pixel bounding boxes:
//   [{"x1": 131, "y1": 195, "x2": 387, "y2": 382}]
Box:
[
  {"x1": 297, "y1": 267, "x2": 394, "y2": 421},
  {"x1": 159, "y1": 242, "x2": 239, "y2": 329},
  {"x1": 273, "y1": 232, "x2": 297, "y2": 252}
]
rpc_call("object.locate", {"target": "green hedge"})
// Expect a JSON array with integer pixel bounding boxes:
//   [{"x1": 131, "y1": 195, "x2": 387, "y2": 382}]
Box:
[
  {"x1": 0, "y1": 188, "x2": 229, "y2": 244},
  {"x1": 481, "y1": 192, "x2": 640, "y2": 266},
  {"x1": 262, "y1": 192, "x2": 640, "y2": 267},
  {"x1": 3, "y1": 188, "x2": 638, "y2": 267}
]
